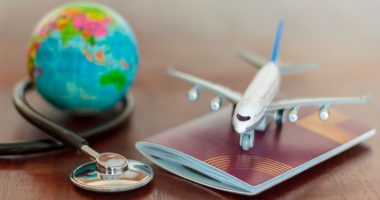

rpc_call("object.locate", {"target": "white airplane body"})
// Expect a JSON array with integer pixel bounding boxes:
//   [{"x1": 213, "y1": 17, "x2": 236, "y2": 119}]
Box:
[
  {"x1": 168, "y1": 21, "x2": 369, "y2": 151},
  {"x1": 233, "y1": 62, "x2": 280, "y2": 134}
]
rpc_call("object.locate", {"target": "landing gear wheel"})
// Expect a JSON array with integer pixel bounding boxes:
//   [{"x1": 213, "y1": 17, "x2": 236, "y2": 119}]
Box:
[
  {"x1": 239, "y1": 131, "x2": 254, "y2": 151},
  {"x1": 274, "y1": 109, "x2": 285, "y2": 126}
]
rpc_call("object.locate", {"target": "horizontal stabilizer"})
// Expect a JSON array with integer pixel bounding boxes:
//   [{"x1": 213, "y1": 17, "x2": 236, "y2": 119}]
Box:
[
  {"x1": 235, "y1": 51, "x2": 267, "y2": 69},
  {"x1": 279, "y1": 63, "x2": 319, "y2": 75}
]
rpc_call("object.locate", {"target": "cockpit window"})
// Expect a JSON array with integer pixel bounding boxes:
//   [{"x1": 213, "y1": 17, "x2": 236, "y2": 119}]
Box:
[{"x1": 236, "y1": 114, "x2": 251, "y2": 121}]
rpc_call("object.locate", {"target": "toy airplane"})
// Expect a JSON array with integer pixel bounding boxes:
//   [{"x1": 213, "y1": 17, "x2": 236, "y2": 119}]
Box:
[{"x1": 167, "y1": 20, "x2": 369, "y2": 151}]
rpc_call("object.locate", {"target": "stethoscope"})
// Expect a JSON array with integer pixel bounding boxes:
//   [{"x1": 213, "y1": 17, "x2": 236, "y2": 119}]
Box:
[{"x1": 5, "y1": 79, "x2": 154, "y2": 192}]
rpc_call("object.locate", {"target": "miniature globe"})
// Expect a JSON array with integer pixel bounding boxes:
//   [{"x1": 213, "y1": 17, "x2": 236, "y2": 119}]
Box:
[{"x1": 27, "y1": 2, "x2": 138, "y2": 113}]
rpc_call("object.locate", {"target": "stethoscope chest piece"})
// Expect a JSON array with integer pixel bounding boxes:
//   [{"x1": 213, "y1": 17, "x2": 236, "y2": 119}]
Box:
[
  {"x1": 13, "y1": 80, "x2": 154, "y2": 192},
  {"x1": 70, "y1": 153, "x2": 154, "y2": 192}
]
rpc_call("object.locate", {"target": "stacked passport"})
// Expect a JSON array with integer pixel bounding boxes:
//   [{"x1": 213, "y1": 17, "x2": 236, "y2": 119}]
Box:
[{"x1": 136, "y1": 107, "x2": 375, "y2": 195}]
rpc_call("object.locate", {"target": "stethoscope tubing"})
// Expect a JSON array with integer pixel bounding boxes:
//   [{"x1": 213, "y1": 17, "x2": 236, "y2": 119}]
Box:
[{"x1": 0, "y1": 79, "x2": 134, "y2": 155}]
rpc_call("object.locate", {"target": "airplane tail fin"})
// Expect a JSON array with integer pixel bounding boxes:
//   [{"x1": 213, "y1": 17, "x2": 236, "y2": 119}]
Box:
[{"x1": 271, "y1": 20, "x2": 284, "y2": 63}]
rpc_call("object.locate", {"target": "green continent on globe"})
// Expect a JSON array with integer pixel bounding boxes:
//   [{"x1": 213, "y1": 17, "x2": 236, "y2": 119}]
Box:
[
  {"x1": 60, "y1": 21, "x2": 80, "y2": 45},
  {"x1": 27, "y1": 2, "x2": 139, "y2": 113},
  {"x1": 100, "y1": 70, "x2": 127, "y2": 90}
]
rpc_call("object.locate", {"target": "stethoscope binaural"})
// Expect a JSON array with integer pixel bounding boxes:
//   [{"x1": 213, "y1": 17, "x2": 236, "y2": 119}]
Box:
[{"x1": 7, "y1": 79, "x2": 153, "y2": 192}]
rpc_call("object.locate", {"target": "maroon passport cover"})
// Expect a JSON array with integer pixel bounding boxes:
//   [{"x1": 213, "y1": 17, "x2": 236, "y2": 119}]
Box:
[{"x1": 136, "y1": 107, "x2": 375, "y2": 195}]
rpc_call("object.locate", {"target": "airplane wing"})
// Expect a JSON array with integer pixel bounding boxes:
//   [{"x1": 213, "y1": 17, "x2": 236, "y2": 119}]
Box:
[
  {"x1": 167, "y1": 68, "x2": 242, "y2": 104},
  {"x1": 267, "y1": 95, "x2": 370, "y2": 112}
]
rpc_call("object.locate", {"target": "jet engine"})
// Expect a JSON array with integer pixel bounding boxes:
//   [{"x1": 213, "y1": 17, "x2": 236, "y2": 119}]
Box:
[{"x1": 210, "y1": 96, "x2": 223, "y2": 111}]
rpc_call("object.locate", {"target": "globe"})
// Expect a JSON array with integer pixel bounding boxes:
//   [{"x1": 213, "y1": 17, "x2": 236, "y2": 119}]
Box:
[{"x1": 27, "y1": 2, "x2": 138, "y2": 113}]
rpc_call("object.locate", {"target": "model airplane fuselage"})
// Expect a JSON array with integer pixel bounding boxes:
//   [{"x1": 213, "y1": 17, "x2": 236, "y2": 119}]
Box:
[
  {"x1": 233, "y1": 62, "x2": 280, "y2": 134},
  {"x1": 168, "y1": 21, "x2": 369, "y2": 151}
]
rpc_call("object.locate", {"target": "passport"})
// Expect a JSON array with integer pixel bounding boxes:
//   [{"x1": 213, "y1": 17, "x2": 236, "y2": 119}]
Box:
[{"x1": 136, "y1": 107, "x2": 375, "y2": 195}]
